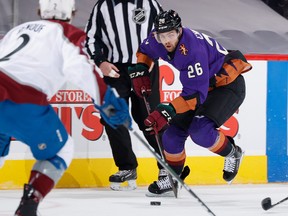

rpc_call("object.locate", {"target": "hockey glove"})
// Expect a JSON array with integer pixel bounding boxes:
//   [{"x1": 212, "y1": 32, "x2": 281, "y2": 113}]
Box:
[
  {"x1": 94, "y1": 86, "x2": 132, "y2": 129},
  {"x1": 144, "y1": 104, "x2": 176, "y2": 134},
  {"x1": 128, "y1": 64, "x2": 151, "y2": 98}
]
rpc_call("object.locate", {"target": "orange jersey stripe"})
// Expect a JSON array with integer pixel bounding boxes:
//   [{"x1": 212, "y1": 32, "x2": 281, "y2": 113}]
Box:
[
  {"x1": 170, "y1": 96, "x2": 197, "y2": 114},
  {"x1": 208, "y1": 131, "x2": 226, "y2": 153},
  {"x1": 164, "y1": 149, "x2": 186, "y2": 165},
  {"x1": 136, "y1": 51, "x2": 153, "y2": 68},
  {"x1": 215, "y1": 59, "x2": 252, "y2": 88}
]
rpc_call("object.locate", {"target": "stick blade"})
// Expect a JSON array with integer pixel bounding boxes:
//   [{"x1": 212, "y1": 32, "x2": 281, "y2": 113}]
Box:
[{"x1": 261, "y1": 197, "x2": 272, "y2": 211}]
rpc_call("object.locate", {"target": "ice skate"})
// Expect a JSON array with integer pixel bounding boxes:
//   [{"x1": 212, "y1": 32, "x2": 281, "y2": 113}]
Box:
[
  {"x1": 146, "y1": 175, "x2": 177, "y2": 197},
  {"x1": 109, "y1": 169, "x2": 137, "y2": 191},
  {"x1": 158, "y1": 166, "x2": 190, "y2": 181},
  {"x1": 15, "y1": 184, "x2": 41, "y2": 216},
  {"x1": 158, "y1": 168, "x2": 168, "y2": 180},
  {"x1": 223, "y1": 144, "x2": 244, "y2": 184}
]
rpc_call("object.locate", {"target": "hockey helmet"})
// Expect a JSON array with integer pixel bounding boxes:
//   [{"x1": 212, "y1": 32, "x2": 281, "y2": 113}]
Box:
[
  {"x1": 154, "y1": 10, "x2": 182, "y2": 33},
  {"x1": 39, "y1": 0, "x2": 76, "y2": 21}
]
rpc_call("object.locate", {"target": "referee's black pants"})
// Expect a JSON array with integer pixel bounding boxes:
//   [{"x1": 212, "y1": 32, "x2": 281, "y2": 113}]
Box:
[{"x1": 102, "y1": 62, "x2": 163, "y2": 171}]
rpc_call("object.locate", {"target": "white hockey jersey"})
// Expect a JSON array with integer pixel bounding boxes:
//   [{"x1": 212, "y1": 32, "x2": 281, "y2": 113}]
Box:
[{"x1": 0, "y1": 20, "x2": 105, "y2": 104}]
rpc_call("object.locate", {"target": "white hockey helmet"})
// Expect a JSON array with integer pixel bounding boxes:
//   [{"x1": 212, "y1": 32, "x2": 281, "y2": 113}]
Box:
[{"x1": 39, "y1": 0, "x2": 76, "y2": 21}]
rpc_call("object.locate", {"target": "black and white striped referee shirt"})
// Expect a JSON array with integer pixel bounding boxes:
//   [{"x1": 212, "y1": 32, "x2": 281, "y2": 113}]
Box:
[{"x1": 85, "y1": 0, "x2": 162, "y2": 66}]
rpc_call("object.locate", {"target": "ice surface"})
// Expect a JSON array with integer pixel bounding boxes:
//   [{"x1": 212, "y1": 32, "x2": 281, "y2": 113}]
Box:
[{"x1": 1, "y1": 184, "x2": 288, "y2": 216}]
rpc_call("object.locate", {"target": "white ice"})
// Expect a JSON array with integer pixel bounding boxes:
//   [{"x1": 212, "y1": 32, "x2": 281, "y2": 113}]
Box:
[{"x1": 1, "y1": 184, "x2": 288, "y2": 216}]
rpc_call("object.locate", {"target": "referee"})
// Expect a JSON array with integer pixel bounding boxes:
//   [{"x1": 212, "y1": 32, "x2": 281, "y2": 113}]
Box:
[{"x1": 85, "y1": 0, "x2": 164, "y2": 191}]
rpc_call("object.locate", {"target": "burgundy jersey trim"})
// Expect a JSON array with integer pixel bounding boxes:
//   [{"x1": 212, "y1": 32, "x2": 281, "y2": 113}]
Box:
[
  {"x1": 50, "y1": 20, "x2": 107, "y2": 104},
  {"x1": 0, "y1": 71, "x2": 48, "y2": 105}
]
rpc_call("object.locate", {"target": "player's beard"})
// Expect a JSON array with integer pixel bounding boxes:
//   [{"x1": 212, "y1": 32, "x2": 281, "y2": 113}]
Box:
[{"x1": 164, "y1": 41, "x2": 178, "y2": 52}]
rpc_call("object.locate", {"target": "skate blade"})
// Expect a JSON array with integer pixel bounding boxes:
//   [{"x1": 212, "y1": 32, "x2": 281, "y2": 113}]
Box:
[
  {"x1": 227, "y1": 151, "x2": 245, "y2": 185},
  {"x1": 110, "y1": 180, "x2": 137, "y2": 191},
  {"x1": 145, "y1": 191, "x2": 175, "y2": 197}
]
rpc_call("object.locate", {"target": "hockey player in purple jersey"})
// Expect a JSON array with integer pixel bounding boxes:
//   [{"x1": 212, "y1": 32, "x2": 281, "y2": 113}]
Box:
[{"x1": 128, "y1": 10, "x2": 252, "y2": 196}]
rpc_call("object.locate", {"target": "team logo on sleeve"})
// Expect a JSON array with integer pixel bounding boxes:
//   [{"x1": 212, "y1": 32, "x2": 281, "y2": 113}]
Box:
[
  {"x1": 132, "y1": 8, "x2": 147, "y2": 24},
  {"x1": 38, "y1": 143, "x2": 47, "y2": 150},
  {"x1": 179, "y1": 44, "x2": 188, "y2": 56}
]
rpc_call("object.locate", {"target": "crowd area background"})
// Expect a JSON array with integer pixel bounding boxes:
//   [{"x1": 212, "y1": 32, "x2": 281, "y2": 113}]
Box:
[
  {"x1": 262, "y1": 0, "x2": 288, "y2": 19},
  {"x1": 2, "y1": 0, "x2": 288, "y2": 54}
]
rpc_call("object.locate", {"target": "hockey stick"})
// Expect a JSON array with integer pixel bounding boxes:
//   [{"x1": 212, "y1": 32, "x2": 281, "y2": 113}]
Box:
[
  {"x1": 142, "y1": 91, "x2": 178, "y2": 198},
  {"x1": 131, "y1": 129, "x2": 216, "y2": 216},
  {"x1": 261, "y1": 196, "x2": 288, "y2": 211}
]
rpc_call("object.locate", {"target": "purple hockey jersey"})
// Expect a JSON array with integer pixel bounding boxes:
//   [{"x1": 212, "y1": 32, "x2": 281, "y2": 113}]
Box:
[{"x1": 139, "y1": 27, "x2": 228, "y2": 104}]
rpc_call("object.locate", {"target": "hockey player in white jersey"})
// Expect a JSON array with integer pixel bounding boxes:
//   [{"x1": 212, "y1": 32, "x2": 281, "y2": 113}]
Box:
[{"x1": 0, "y1": 0, "x2": 131, "y2": 216}]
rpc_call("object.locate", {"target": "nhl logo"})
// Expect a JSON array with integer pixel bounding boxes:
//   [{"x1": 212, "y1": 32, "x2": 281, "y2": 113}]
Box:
[{"x1": 132, "y1": 8, "x2": 146, "y2": 24}]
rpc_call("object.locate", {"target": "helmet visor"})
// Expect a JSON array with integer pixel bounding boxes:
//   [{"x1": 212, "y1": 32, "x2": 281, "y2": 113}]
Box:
[{"x1": 155, "y1": 30, "x2": 180, "y2": 44}]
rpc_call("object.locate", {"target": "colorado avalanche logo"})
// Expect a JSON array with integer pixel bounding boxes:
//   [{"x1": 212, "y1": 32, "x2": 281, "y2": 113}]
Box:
[
  {"x1": 179, "y1": 44, "x2": 188, "y2": 55},
  {"x1": 38, "y1": 143, "x2": 47, "y2": 150},
  {"x1": 132, "y1": 8, "x2": 147, "y2": 24}
]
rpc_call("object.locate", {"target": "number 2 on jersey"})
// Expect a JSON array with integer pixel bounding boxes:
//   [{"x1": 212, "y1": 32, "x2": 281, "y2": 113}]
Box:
[{"x1": 0, "y1": 34, "x2": 30, "y2": 62}]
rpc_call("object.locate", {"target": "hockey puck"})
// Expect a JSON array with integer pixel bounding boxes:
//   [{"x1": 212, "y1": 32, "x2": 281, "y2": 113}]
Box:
[{"x1": 150, "y1": 201, "x2": 161, "y2": 206}]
